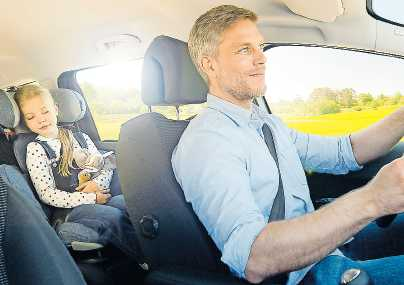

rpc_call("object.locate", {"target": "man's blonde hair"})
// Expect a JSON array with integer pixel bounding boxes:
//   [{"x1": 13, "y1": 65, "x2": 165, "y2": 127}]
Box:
[{"x1": 188, "y1": 5, "x2": 257, "y2": 83}]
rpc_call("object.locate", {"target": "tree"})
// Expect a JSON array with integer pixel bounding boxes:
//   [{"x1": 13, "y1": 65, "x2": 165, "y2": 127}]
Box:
[
  {"x1": 317, "y1": 99, "x2": 340, "y2": 114},
  {"x1": 358, "y1": 93, "x2": 373, "y2": 106},
  {"x1": 309, "y1": 87, "x2": 337, "y2": 102},
  {"x1": 336, "y1": 88, "x2": 355, "y2": 107},
  {"x1": 309, "y1": 98, "x2": 340, "y2": 115},
  {"x1": 80, "y1": 81, "x2": 98, "y2": 99},
  {"x1": 392, "y1": 91, "x2": 403, "y2": 105},
  {"x1": 375, "y1": 93, "x2": 387, "y2": 106}
]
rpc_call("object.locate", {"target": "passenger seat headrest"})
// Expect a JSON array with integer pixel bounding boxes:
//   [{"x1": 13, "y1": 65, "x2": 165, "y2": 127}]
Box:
[
  {"x1": 0, "y1": 88, "x2": 86, "y2": 133},
  {"x1": 141, "y1": 35, "x2": 208, "y2": 106}
]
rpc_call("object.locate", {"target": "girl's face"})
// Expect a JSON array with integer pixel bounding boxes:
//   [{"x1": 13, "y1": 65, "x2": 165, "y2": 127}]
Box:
[{"x1": 20, "y1": 94, "x2": 59, "y2": 138}]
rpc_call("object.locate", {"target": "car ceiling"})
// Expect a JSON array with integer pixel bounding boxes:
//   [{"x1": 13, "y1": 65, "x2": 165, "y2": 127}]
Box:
[{"x1": 0, "y1": 0, "x2": 403, "y2": 89}]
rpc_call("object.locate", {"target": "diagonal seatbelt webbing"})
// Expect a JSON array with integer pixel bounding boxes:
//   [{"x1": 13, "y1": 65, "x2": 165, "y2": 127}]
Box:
[{"x1": 262, "y1": 123, "x2": 285, "y2": 222}]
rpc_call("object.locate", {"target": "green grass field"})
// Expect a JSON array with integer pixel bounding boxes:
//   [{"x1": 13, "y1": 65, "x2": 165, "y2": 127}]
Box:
[
  {"x1": 93, "y1": 114, "x2": 135, "y2": 140},
  {"x1": 93, "y1": 105, "x2": 404, "y2": 140}
]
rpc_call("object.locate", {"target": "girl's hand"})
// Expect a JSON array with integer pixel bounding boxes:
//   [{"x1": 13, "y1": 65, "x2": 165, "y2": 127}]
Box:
[
  {"x1": 75, "y1": 180, "x2": 101, "y2": 193},
  {"x1": 95, "y1": 192, "x2": 111, "y2": 204}
]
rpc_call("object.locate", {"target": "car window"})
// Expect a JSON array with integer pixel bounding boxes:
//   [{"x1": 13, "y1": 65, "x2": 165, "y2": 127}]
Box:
[
  {"x1": 264, "y1": 46, "x2": 404, "y2": 136},
  {"x1": 367, "y1": 0, "x2": 404, "y2": 27},
  {"x1": 76, "y1": 60, "x2": 206, "y2": 140}
]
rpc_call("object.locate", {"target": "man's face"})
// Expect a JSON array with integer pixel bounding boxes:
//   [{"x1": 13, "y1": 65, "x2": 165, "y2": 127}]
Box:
[{"x1": 211, "y1": 19, "x2": 267, "y2": 101}]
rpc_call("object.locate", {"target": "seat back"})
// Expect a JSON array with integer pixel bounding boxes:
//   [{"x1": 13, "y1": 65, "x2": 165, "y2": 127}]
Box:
[
  {"x1": 3, "y1": 174, "x2": 86, "y2": 285},
  {"x1": 0, "y1": 176, "x2": 9, "y2": 284},
  {"x1": 117, "y1": 36, "x2": 225, "y2": 272}
]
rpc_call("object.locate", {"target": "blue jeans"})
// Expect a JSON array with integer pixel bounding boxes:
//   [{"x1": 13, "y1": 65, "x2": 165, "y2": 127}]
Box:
[
  {"x1": 302, "y1": 214, "x2": 404, "y2": 284},
  {"x1": 60, "y1": 194, "x2": 140, "y2": 259}
]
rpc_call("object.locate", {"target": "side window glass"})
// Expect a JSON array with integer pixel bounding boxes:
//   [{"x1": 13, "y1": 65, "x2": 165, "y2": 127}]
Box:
[
  {"x1": 264, "y1": 46, "x2": 404, "y2": 136},
  {"x1": 77, "y1": 60, "x2": 206, "y2": 140}
]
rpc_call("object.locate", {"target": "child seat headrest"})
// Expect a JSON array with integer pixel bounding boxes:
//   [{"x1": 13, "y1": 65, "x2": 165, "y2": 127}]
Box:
[{"x1": 0, "y1": 88, "x2": 87, "y2": 133}]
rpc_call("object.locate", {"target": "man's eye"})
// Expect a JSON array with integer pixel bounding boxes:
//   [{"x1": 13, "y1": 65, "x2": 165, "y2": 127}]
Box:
[
  {"x1": 26, "y1": 116, "x2": 34, "y2": 121},
  {"x1": 42, "y1": 110, "x2": 49, "y2": 114},
  {"x1": 238, "y1": 47, "x2": 250, "y2": 54}
]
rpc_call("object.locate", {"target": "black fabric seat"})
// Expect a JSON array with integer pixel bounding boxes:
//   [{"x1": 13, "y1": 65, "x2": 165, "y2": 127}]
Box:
[
  {"x1": 1, "y1": 173, "x2": 86, "y2": 285},
  {"x1": 117, "y1": 36, "x2": 282, "y2": 285},
  {"x1": 118, "y1": 112, "x2": 222, "y2": 270},
  {"x1": 0, "y1": 127, "x2": 17, "y2": 166}
]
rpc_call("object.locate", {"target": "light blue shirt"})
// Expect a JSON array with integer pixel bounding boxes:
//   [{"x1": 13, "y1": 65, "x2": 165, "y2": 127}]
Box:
[{"x1": 172, "y1": 94, "x2": 362, "y2": 285}]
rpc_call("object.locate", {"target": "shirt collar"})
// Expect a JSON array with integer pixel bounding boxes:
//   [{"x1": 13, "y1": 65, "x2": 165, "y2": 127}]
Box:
[
  {"x1": 36, "y1": 135, "x2": 58, "y2": 142},
  {"x1": 207, "y1": 93, "x2": 266, "y2": 129}
]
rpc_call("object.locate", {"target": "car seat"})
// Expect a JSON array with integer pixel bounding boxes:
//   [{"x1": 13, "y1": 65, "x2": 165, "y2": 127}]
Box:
[
  {"x1": 116, "y1": 35, "x2": 281, "y2": 285},
  {"x1": 0, "y1": 88, "x2": 104, "y2": 251},
  {"x1": 0, "y1": 171, "x2": 87, "y2": 285}
]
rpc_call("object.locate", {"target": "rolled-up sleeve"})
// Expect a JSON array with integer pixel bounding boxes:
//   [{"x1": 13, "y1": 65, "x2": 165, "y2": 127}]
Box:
[
  {"x1": 289, "y1": 129, "x2": 363, "y2": 174},
  {"x1": 172, "y1": 128, "x2": 266, "y2": 278},
  {"x1": 222, "y1": 218, "x2": 267, "y2": 277}
]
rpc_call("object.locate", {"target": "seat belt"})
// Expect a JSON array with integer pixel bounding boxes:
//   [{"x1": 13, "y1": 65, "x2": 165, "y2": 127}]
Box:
[
  {"x1": 262, "y1": 123, "x2": 285, "y2": 222},
  {"x1": 261, "y1": 124, "x2": 288, "y2": 284}
]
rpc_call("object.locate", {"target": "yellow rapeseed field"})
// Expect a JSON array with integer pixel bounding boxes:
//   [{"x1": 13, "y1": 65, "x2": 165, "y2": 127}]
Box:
[{"x1": 279, "y1": 105, "x2": 403, "y2": 136}]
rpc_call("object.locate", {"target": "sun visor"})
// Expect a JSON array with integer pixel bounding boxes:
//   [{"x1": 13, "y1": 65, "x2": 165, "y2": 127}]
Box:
[{"x1": 282, "y1": 0, "x2": 344, "y2": 23}]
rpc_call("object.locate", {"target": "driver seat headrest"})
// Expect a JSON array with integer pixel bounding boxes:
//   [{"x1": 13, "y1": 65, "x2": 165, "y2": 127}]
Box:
[
  {"x1": 0, "y1": 88, "x2": 87, "y2": 133},
  {"x1": 141, "y1": 35, "x2": 208, "y2": 107}
]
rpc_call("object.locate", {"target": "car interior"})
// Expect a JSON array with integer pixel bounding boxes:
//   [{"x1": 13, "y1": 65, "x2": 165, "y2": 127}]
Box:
[{"x1": 1, "y1": 0, "x2": 404, "y2": 284}]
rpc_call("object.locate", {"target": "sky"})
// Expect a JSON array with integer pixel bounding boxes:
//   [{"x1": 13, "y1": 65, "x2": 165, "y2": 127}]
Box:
[
  {"x1": 265, "y1": 46, "x2": 404, "y2": 102},
  {"x1": 373, "y1": 0, "x2": 404, "y2": 25},
  {"x1": 76, "y1": 59, "x2": 143, "y2": 90}
]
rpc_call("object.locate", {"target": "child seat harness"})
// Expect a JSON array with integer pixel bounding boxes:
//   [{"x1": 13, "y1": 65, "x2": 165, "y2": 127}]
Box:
[{"x1": 34, "y1": 131, "x2": 88, "y2": 227}]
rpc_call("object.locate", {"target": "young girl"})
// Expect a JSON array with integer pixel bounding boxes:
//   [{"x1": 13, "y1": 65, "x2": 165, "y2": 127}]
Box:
[{"x1": 14, "y1": 85, "x2": 139, "y2": 259}]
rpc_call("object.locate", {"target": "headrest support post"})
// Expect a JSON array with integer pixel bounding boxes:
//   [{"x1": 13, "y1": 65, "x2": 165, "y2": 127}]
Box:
[
  {"x1": 148, "y1": 106, "x2": 152, "y2": 113},
  {"x1": 175, "y1": 106, "x2": 180, "y2": 120}
]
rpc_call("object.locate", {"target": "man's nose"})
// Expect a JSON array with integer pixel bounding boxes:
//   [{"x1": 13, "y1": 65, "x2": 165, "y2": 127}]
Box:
[{"x1": 254, "y1": 48, "x2": 266, "y2": 66}]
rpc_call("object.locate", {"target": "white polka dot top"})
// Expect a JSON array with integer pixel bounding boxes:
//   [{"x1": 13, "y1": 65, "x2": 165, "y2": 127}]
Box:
[{"x1": 26, "y1": 133, "x2": 113, "y2": 208}]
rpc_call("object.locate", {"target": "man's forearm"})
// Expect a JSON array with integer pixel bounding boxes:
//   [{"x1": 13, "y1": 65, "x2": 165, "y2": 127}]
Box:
[
  {"x1": 245, "y1": 186, "x2": 378, "y2": 283},
  {"x1": 350, "y1": 106, "x2": 404, "y2": 165}
]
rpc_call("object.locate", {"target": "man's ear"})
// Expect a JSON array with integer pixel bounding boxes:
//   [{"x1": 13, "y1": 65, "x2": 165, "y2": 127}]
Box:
[{"x1": 200, "y1": 56, "x2": 216, "y2": 78}]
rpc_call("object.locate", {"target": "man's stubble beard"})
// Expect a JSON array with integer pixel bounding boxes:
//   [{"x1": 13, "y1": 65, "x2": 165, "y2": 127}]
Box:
[{"x1": 219, "y1": 73, "x2": 267, "y2": 101}]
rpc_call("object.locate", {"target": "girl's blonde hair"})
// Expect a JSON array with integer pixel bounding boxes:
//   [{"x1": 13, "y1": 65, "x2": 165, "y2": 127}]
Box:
[{"x1": 15, "y1": 85, "x2": 74, "y2": 176}]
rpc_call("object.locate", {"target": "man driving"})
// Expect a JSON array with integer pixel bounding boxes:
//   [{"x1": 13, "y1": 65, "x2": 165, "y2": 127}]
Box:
[{"x1": 172, "y1": 5, "x2": 404, "y2": 285}]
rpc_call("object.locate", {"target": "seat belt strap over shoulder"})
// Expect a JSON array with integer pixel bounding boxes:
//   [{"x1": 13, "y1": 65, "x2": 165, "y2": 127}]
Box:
[
  {"x1": 262, "y1": 123, "x2": 285, "y2": 222},
  {"x1": 72, "y1": 131, "x2": 88, "y2": 149},
  {"x1": 34, "y1": 140, "x2": 57, "y2": 160}
]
